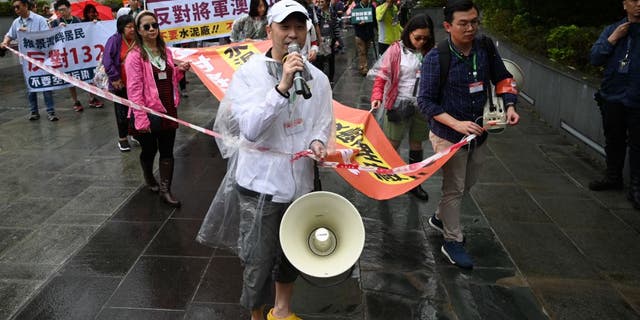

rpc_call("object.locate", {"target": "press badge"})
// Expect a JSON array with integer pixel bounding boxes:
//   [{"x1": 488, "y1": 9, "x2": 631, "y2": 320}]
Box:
[
  {"x1": 284, "y1": 118, "x2": 304, "y2": 135},
  {"x1": 469, "y1": 81, "x2": 484, "y2": 93},
  {"x1": 157, "y1": 72, "x2": 167, "y2": 80},
  {"x1": 618, "y1": 58, "x2": 630, "y2": 74}
]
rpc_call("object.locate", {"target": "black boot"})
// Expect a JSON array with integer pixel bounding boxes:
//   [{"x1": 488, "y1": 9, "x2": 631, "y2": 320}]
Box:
[
  {"x1": 628, "y1": 176, "x2": 640, "y2": 210},
  {"x1": 588, "y1": 173, "x2": 623, "y2": 191},
  {"x1": 140, "y1": 158, "x2": 159, "y2": 193},
  {"x1": 409, "y1": 150, "x2": 429, "y2": 201},
  {"x1": 158, "y1": 158, "x2": 181, "y2": 207}
]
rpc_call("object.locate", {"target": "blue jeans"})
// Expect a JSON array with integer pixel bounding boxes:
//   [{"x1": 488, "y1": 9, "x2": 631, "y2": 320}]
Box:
[{"x1": 28, "y1": 91, "x2": 54, "y2": 114}]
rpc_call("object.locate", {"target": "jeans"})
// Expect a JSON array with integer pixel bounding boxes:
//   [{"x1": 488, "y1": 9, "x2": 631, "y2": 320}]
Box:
[
  {"x1": 599, "y1": 101, "x2": 640, "y2": 180},
  {"x1": 28, "y1": 91, "x2": 54, "y2": 114}
]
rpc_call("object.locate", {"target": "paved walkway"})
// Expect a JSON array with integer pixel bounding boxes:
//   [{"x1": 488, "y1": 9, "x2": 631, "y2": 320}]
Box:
[{"x1": 0, "y1": 27, "x2": 639, "y2": 320}]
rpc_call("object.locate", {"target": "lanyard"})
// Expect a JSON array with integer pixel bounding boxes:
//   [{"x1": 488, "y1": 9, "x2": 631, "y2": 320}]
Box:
[
  {"x1": 623, "y1": 36, "x2": 632, "y2": 61},
  {"x1": 449, "y1": 41, "x2": 478, "y2": 80}
]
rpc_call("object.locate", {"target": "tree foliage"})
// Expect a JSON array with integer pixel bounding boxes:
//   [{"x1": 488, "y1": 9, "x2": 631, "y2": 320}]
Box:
[{"x1": 474, "y1": 0, "x2": 621, "y2": 75}]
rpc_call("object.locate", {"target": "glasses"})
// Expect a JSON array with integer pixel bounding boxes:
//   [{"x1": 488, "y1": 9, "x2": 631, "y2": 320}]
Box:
[
  {"x1": 142, "y1": 22, "x2": 159, "y2": 31},
  {"x1": 13, "y1": 5, "x2": 21, "y2": 9},
  {"x1": 57, "y1": 6, "x2": 67, "y2": 11},
  {"x1": 454, "y1": 19, "x2": 480, "y2": 29},
  {"x1": 411, "y1": 34, "x2": 429, "y2": 42}
]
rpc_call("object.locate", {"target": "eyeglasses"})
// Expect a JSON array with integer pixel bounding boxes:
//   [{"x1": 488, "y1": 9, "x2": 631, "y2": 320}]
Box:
[
  {"x1": 142, "y1": 22, "x2": 159, "y2": 31},
  {"x1": 57, "y1": 6, "x2": 67, "y2": 11},
  {"x1": 411, "y1": 34, "x2": 429, "y2": 42},
  {"x1": 454, "y1": 19, "x2": 480, "y2": 29},
  {"x1": 13, "y1": 5, "x2": 21, "y2": 9}
]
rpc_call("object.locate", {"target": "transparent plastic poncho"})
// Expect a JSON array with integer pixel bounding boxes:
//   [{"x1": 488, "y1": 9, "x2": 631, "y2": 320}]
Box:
[{"x1": 196, "y1": 53, "x2": 336, "y2": 262}]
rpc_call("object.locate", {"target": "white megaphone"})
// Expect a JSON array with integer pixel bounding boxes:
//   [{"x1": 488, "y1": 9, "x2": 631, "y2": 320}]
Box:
[
  {"x1": 280, "y1": 191, "x2": 365, "y2": 279},
  {"x1": 483, "y1": 58, "x2": 525, "y2": 133}
]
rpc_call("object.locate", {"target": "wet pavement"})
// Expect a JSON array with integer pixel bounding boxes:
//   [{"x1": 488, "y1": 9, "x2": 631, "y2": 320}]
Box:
[{"x1": 0, "y1": 26, "x2": 639, "y2": 320}]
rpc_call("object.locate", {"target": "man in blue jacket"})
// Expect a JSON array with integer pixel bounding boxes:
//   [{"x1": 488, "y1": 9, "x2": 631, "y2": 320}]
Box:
[
  {"x1": 417, "y1": 0, "x2": 520, "y2": 269},
  {"x1": 589, "y1": 0, "x2": 640, "y2": 210}
]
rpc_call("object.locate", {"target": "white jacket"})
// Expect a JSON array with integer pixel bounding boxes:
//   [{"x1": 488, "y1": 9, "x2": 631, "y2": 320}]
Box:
[{"x1": 215, "y1": 53, "x2": 334, "y2": 203}]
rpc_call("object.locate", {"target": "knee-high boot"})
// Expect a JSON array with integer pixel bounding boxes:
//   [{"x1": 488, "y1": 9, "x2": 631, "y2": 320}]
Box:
[
  {"x1": 158, "y1": 158, "x2": 181, "y2": 207},
  {"x1": 140, "y1": 158, "x2": 159, "y2": 193},
  {"x1": 409, "y1": 150, "x2": 429, "y2": 201}
]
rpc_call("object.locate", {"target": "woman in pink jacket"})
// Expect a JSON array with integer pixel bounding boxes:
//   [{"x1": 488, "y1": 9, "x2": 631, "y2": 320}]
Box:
[
  {"x1": 370, "y1": 14, "x2": 434, "y2": 201},
  {"x1": 126, "y1": 10, "x2": 190, "y2": 207}
]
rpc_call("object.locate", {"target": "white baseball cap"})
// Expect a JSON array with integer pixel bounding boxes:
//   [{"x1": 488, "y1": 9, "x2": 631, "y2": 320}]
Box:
[{"x1": 267, "y1": 0, "x2": 309, "y2": 25}]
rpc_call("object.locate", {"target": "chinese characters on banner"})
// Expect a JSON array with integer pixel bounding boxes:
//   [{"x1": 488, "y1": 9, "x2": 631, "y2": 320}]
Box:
[
  {"x1": 350, "y1": 8, "x2": 373, "y2": 24},
  {"x1": 171, "y1": 40, "x2": 460, "y2": 200},
  {"x1": 147, "y1": 0, "x2": 255, "y2": 44},
  {"x1": 170, "y1": 40, "x2": 272, "y2": 99},
  {"x1": 17, "y1": 21, "x2": 115, "y2": 92}
]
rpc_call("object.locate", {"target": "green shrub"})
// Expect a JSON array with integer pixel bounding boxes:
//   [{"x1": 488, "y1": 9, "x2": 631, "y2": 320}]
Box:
[
  {"x1": 546, "y1": 25, "x2": 600, "y2": 69},
  {"x1": 0, "y1": 2, "x2": 13, "y2": 17},
  {"x1": 102, "y1": 0, "x2": 124, "y2": 11},
  {"x1": 416, "y1": 0, "x2": 446, "y2": 7}
]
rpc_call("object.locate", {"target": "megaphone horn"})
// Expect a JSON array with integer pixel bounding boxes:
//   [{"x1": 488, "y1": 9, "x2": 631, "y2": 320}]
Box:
[{"x1": 280, "y1": 191, "x2": 365, "y2": 279}]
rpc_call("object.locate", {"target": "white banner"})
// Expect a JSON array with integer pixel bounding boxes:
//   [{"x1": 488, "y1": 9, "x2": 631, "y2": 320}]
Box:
[
  {"x1": 147, "y1": 0, "x2": 276, "y2": 44},
  {"x1": 17, "y1": 21, "x2": 116, "y2": 92}
]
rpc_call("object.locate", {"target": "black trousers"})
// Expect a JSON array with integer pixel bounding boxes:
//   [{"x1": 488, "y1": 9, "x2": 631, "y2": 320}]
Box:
[
  {"x1": 135, "y1": 130, "x2": 176, "y2": 163},
  {"x1": 599, "y1": 101, "x2": 640, "y2": 180},
  {"x1": 113, "y1": 89, "x2": 129, "y2": 139},
  {"x1": 313, "y1": 53, "x2": 335, "y2": 82}
]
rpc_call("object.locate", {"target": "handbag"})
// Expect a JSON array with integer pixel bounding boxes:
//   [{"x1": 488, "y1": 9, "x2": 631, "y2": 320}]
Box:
[
  {"x1": 92, "y1": 59, "x2": 109, "y2": 90},
  {"x1": 386, "y1": 98, "x2": 416, "y2": 122}
]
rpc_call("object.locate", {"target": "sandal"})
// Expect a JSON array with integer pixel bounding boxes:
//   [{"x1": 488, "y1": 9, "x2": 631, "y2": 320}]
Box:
[{"x1": 266, "y1": 308, "x2": 301, "y2": 320}]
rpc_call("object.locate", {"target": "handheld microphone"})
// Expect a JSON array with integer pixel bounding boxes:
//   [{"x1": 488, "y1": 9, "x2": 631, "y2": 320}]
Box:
[{"x1": 287, "y1": 43, "x2": 312, "y2": 99}]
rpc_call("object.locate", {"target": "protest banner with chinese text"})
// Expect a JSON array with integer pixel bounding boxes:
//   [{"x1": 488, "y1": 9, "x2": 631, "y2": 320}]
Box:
[
  {"x1": 18, "y1": 21, "x2": 115, "y2": 92},
  {"x1": 171, "y1": 40, "x2": 466, "y2": 200},
  {"x1": 350, "y1": 8, "x2": 374, "y2": 24},
  {"x1": 147, "y1": 0, "x2": 249, "y2": 44}
]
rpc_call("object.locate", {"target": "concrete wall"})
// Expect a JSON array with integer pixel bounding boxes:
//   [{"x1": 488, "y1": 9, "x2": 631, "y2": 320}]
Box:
[{"x1": 495, "y1": 43, "x2": 605, "y2": 154}]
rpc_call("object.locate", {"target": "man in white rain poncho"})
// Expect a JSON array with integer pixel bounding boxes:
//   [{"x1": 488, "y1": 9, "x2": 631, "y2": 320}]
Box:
[{"x1": 197, "y1": 1, "x2": 335, "y2": 319}]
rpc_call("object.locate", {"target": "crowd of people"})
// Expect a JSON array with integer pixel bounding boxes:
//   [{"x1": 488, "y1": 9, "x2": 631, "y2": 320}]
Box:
[{"x1": 2, "y1": 0, "x2": 638, "y2": 318}]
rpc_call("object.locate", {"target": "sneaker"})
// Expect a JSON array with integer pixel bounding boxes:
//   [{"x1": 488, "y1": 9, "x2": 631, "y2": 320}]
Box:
[
  {"x1": 428, "y1": 214, "x2": 444, "y2": 234},
  {"x1": 441, "y1": 241, "x2": 473, "y2": 269},
  {"x1": 429, "y1": 214, "x2": 466, "y2": 244},
  {"x1": 130, "y1": 135, "x2": 140, "y2": 145},
  {"x1": 47, "y1": 112, "x2": 59, "y2": 121},
  {"x1": 28, "y1": 112, "x2": 40, "y2": 121},
  {"x1": 588, "y1": 177, "x2": 623, "y2": 191},
  {"x1": 180, "y1": 90, "x2": 188, "y2": 98},
  {"x1": 73, "y1": 101, "x2": 84, "y2": 112},
  {"x1": 88, "y1": 97, "x2": 103, "y2": 108},
  {"x1": 118, "y1": 139, "x2": 131, "y2": 152}
]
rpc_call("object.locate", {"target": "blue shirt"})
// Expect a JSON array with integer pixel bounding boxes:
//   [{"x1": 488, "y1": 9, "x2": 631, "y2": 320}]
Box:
[
  {"x1": 5, "y1": 12, "x2": 50, "y2": 40},
  {"x1": 418, "y1": 36, "x2": 517, "y2": 143},
  {"x1": 590, "y1": 19, "x2": 640, "y2": 107}
]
